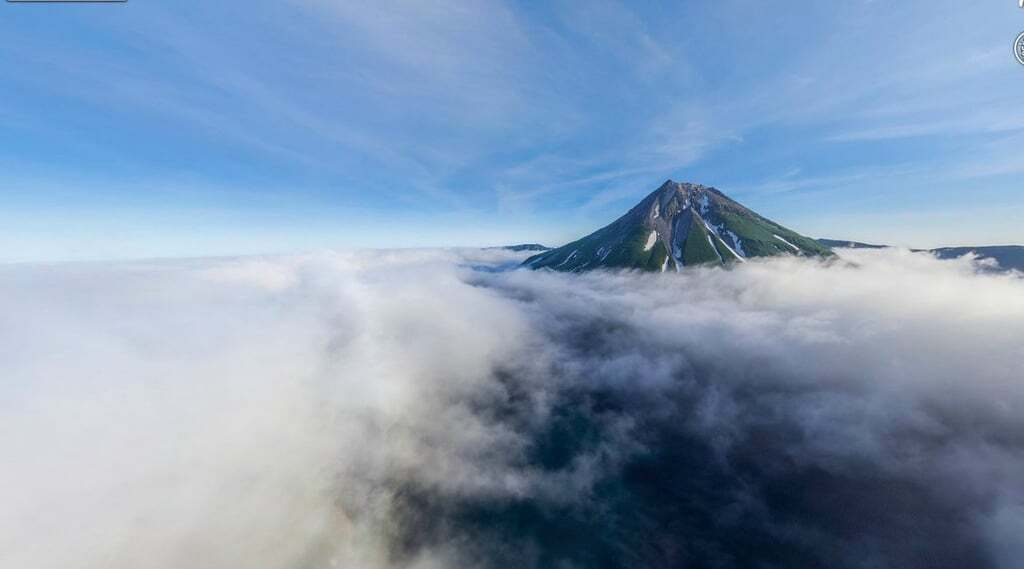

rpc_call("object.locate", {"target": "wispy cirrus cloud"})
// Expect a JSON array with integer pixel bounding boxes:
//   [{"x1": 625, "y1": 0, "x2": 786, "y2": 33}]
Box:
[{"x1": 0, "y1": 0, "x2": 1020, "y2": 259}]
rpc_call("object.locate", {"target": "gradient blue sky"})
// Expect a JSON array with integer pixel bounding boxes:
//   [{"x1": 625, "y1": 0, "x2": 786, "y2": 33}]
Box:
[{"x1": 2, "y1": 0, "x2": 1022, "y2": 261}]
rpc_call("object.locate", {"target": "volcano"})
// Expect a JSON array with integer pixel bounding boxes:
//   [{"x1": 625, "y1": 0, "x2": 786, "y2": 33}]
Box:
[{"x1": 524, "y1": 180, "x2": 832, "y2": 271}]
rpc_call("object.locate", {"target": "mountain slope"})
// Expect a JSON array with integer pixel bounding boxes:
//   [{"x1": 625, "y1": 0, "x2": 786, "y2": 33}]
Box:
[{"x1": 524, "y1": 180, "x2": 831, "y2": 272}]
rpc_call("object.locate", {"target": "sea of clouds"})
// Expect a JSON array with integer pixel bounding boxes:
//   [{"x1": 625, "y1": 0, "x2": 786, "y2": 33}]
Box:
[{"x1": 1, "y1": 247, "x2": 1022, "y2": 569}]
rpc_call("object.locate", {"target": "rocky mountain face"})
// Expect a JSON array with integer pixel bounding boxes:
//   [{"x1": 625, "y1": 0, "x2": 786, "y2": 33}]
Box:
[{"x1": 524, "y1": 180, "x2": 832, "y2": 272}]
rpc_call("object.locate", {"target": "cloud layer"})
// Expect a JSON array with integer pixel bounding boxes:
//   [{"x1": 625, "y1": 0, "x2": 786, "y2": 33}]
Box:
[{"x1": 1, "y1": 248, "x2": 1022, "y2": 568}]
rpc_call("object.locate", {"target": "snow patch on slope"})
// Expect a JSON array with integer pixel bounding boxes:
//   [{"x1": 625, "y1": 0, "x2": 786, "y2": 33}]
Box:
[
  {"x1": 714, "y1": 235, "x2": 746, "y2": 263},
  {"x1": 555, "y1": 250, "x2": 579, "y2": 268},
  {"x1": 644, "y1": 231, "x2": 658, "y2": 251},
  {"x1": 725, "y1": 230, "x2": 746, "y2": 257},
  {"x1": 707, "y1": 236, "x2": 723, "y2": 261},
  {"x1": 700, "y1": 221, "x2": 745, "y2": 262},
  {"x1": 773, "y1": 234, "x2": 800, "y2": 252},
  {"x1": 699, "y1": 193, "x2": 710, "y2": 214}
]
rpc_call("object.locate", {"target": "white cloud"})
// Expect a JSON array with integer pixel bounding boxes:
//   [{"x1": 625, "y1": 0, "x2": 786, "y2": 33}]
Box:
[{"x1": 1, "y1": 248, "x2": 1023, "y2": 568}]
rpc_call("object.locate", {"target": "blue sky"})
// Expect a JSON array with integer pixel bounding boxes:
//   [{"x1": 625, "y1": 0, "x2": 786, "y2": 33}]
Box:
[{"x1": 1, "y1": 0, "x2": 1022, "y2": 261}]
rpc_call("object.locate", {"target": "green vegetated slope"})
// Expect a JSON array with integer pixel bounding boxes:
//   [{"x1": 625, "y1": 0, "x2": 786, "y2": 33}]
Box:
[{"x1": 525, "y1": 180, "x2": 832, "y2": 272}]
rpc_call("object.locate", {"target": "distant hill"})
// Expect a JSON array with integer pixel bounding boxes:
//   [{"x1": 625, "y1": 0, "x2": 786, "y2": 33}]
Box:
[
  {"x1": 524, "y1": 180, "x2": 831, "y2": 272},
  {"x1": 490, "y1": 243, "x2": 551, "y2": 252},
  {"x1": 816, "y1": 238, "x2": 887, "y2": 250},
  {"x1": 930, "y1": 245, "x2": 1024, "y2": 271},
  {"x1": 819, "y1": 239, "x2": 1024, "y2": 272}
]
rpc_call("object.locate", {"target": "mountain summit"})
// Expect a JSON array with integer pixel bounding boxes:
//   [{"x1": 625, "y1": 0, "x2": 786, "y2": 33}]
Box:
[{"x1": 524, "y1": 180, "x2": 831, "y2": 272}]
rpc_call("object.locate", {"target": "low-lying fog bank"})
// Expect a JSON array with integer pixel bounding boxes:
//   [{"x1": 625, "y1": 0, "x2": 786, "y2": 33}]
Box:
[{"x1": 1, "y1": 248, "x2": 1021, "y2": 569}]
